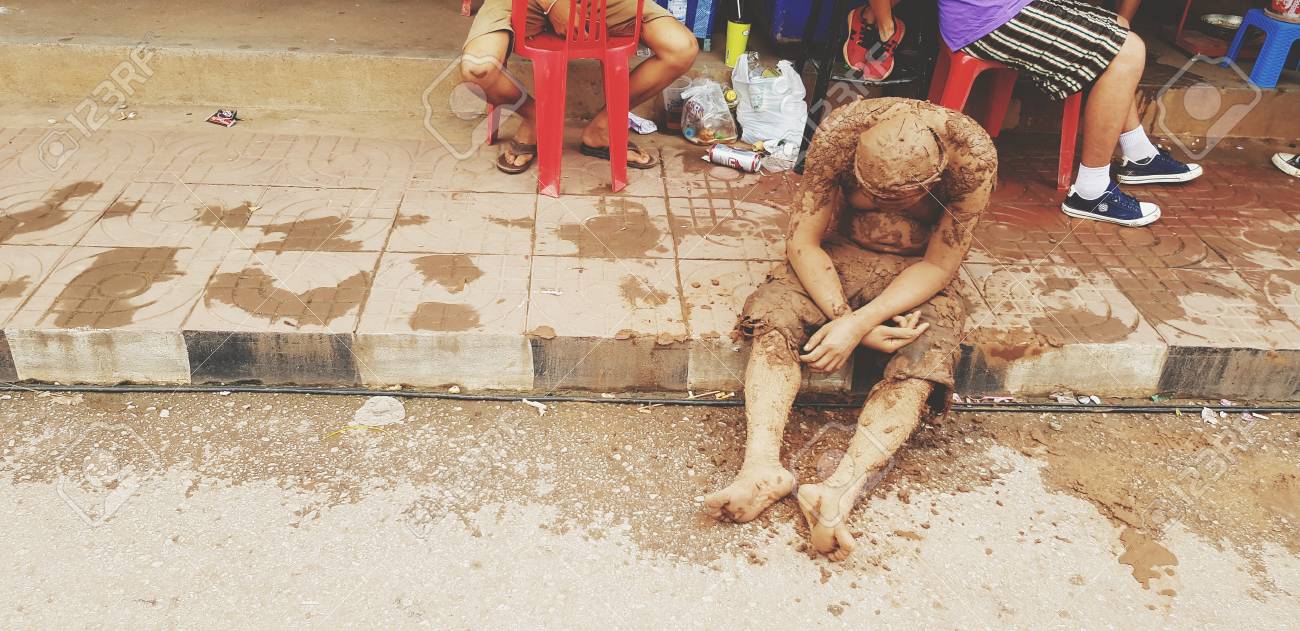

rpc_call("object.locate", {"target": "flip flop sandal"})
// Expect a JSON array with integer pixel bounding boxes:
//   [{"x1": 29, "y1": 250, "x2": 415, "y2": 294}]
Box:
[
  {"x1": 578, "y1": 141, "x2": 659, "y2": 169},
  {"x1": 495, "y1": 140, "x2": 537, "y2": 174}
]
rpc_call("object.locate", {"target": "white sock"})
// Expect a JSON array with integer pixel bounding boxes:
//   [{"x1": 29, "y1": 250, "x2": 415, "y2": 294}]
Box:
[
  {"x1": 1073, "y1": 164, "x2": 1111, "y2": 200},
  {"x1": 1119, "y1": 126, "x2": 1159, "y2": 163}
]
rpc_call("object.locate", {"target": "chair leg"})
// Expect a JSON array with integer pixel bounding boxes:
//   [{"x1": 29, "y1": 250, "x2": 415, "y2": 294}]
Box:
[
  {"x1": 927, "y1": 47, "x2": 953, "y2": 103},
  {"x1": 1248, "y1": 34, "x2": 1290, "y2": 89},
  {"x1": 1058, "y1": 92, "x2": 1083, "y2": 191},
  {"x1": 1224, "y1": 11, "x2": 1256, "y2": 64},
  {"x1": 937, "y1": 59, "x2": 981, "y2": 114},
  {"x1": 1252, "y1": 26, "x2": 1300, "y2": 89},
  {"x1": 485, "y1": 104, "x2": 499, "y2": 146},
  {"x1": 981, "y1": 69, "x2": 1018, "y2": 138},
  {"x1": 602, "y1": 53, "x2": 631, "y2": 193},
  {"x1": 531, "y1": 55, "x2": 568, "y2": 197}
]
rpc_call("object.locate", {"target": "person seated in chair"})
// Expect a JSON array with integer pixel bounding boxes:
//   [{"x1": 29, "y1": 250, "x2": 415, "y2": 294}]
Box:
[
  {"x1": 460, "y1": 0, "x2": 698, "y2": 174},
  {"x1": 941, "y1": 0, "x2": 1200, "y2": 227}
]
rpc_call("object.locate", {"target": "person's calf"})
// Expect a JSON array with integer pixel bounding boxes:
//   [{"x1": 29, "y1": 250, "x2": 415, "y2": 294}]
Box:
[{"x1": 704, "y1": 330, "x2": 801, "y2": 523}]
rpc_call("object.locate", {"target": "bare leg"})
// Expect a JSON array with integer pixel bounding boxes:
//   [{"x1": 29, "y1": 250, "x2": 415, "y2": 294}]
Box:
[
  {"x1": 560, "y1": 15, "x2": 698, "y2": 165},
  {"x1": 863, "y1": 0, "x2": 904, "y2": 38},
  {"x1": 1080, "y1": 25, "x2": 1146, "y2": 167},
  {"x1": 1115, "y1": 15, "x2": 1143, "y2": 138},
  {"x1": 460, "y1": 32, "x2": 537, "y2": 168},
  {"x1": 703, "y1": 331, "x2": 798, "y2": 522},
  {"x1": 797, "y1": 378, "x2": 931, "y2": 561},
  {"x1": 1115, "y1": 0, "x2": 1141, "y2": 23}
]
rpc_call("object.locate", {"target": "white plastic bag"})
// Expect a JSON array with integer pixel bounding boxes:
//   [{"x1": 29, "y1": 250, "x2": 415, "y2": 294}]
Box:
[
  {"x1": 680, "y1": 78, "x2": 737, "y2": 145},
  {"x1": 732, "y1": 55, "x2": 808, "y2": 146}
]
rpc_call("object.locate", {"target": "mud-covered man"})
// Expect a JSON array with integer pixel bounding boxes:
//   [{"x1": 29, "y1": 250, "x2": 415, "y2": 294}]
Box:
[{"x1": 704, "y1": 97, "x2": 996, "y2": 560}]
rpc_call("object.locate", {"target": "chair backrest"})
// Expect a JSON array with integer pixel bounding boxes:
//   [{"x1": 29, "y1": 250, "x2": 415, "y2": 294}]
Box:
[{"x1": 511, "y1": 0, "x2": 645, "y2": 50}]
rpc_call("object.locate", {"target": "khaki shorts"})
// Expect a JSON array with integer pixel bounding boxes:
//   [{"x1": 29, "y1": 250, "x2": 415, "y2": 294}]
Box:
[
  {"x1": 465, "y1": 0, "x2": 675, "y2": 45},
  {"x1": 737, "y1": 236, "x2": 967, "y2": 411}
]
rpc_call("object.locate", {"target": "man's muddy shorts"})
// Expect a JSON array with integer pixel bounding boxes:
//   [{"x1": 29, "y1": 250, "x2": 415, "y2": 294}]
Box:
[
  {"x1": 738, "y1": 237, "x2": 967, "y2": 411},
  {"x1": 465, "y1": 0, "x2": 675, "y2": 46}
]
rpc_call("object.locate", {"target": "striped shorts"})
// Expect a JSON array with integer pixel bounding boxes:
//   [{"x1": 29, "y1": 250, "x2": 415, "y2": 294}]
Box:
[{"x1": 961, "y1": 0, "x2": 1128, "y2": 100}]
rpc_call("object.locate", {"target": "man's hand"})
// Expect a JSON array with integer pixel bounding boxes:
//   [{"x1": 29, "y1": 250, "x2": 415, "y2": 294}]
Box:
[
  {"x1": 800, "y1": 316, "x2": 869, "y2": 373},
  {"x1": 861, "y1": 311, "x2": 930, "y2": 353}
]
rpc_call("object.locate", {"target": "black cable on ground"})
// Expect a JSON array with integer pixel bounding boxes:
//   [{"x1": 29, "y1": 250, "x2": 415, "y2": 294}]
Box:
[{"x1": 1, "y1": 382, "x2": 1296, "y2": 414}]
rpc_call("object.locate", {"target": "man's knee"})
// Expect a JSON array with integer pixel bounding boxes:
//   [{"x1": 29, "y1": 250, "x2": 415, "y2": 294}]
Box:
[
  {"x1": 460, "y1": 55, "x2": 502, "y2": 85},
  {"x1": 1115, "y1": 32, "x2": 1146, "y2": 69},
  {"x1": 647, "y1": 21, "x2": 699, "y2": 72},
  {"x1": 460, "y1": 32, "x2": 509, "y2": 84},
  {"x1": 1102, "y1": 32, "x2": 1145, "y2": 79},
  {"x1": 752, "y1": 328, "x2": 798, "y2": 363}
]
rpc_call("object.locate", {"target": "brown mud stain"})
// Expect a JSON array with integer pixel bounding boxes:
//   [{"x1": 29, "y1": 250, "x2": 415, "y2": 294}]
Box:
[
  {"x1": 1118, "y1": 527, "x2": 1179, "y2": 589},
  {"x1": 968, "y1": 329, "x2": 1054, "y2": 365},
  {"x1": 1040, "y1": 276, "x2": 1075, "y2": 292},
  {"x1": 102, "y1": 198, "x2": 143, "y2": 219},
  {"x1": 656, "y1": 332, "x2": 686, "y2": 345},
  {"x1": 1257, "y1": 473, "x2": 1300, "y2": 523},
  {"x1": 198, "y1": 202, "x2": 256, "y2": 229},
  {"x1": 394, "y1": 214, "x2": 430, "y2": 227},
  {"x1": 892, "y1": 529, "x2": 924, "y2": 542},
  {"x1": 555, "y1": 199, "x2": 668, "y2": 258},
  {"x1": 671, "y1": 211, "x2": 788, "y2": 248},
  {"x1": 979, "y1": 409, "x2": 1300, "y2": 596},
  {"x1": 0, "y1": 275, "x2": 30, "y2": 299},
  {"x1": 0, "y1": 181, "x2": 103, "y2": 243},
  {"x1": 618, "y1": 276, "x2": 670, "y2": 308},
  {"x1": 529, "y1": 325, "x2": 557, "y2": 339},
  {"x1": 1029, "y1": 307, "x2": 1135, "y2": 345},
  {"x1": 488, "y1": 216, "x2": 535, "y2": 230},
  {"x1": 205, "y1": 268, "x2": 370, "y2": 326},
  {"x1": 409, "y1": 301, "x2": 480, "y2": 332},
  {"x1": 255, "y1": 216, "x2": 363, "y2": 252},
  {"x1": 46, "y1": 247, "x2": 182, "y2": 328},
  {"x1": 412, "y1": 254, "x2": 483, "y2": 294}
]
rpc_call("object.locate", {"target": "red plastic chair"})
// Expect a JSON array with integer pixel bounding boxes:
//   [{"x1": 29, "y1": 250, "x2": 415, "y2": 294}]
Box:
[
  {"x1": 484, "y1": 0, "x2": 644, "y2": 197},
  {"x1": 928, "y1": 44, "x2": 1083, "y2": 191}
]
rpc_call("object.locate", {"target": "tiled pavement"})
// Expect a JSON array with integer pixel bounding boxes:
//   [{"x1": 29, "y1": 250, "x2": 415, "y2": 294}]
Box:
[{"x1": 1, "y1": 126, "x2": 1299, "y2": 399}]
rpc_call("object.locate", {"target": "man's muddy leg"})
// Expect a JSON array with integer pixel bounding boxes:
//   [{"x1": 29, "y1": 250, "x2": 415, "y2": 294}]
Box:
[
  {"x1": 703, "y1": 331, "x2": 799, "y2": 522},
  {"x1": 797, "y1": 378, "x2": 931, "y2": 561}
]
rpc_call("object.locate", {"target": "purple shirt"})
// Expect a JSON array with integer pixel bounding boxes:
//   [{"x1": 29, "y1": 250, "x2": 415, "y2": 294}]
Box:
[{"x1": 937, "y1": 0, "x2": 1038, "y2": 50}]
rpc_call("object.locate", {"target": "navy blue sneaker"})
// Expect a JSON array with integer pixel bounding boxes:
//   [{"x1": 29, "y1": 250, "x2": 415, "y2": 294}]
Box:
[
  {"x1": 1061, "y1": 182, "x2": 1161, "y2": 227},
  {"x1": 1116, "y1": 148, "x2": 1203, "y2": 184}
]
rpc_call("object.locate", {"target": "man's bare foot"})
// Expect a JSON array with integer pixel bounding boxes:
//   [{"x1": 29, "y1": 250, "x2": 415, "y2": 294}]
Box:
[
  {"x1": 703, "y1": 464, "x2": 795, "y2": 522},
  {"x1": 500, "y1": 119, "x2": 537, "y2": 169},
  {"x1": 796, "y1": 483, "x2": 856, "y2": 561}
]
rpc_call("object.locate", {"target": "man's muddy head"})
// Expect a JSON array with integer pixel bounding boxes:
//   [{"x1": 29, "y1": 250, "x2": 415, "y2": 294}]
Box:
[{"x1": 853, "y1": 115, "x2": 947, "y2": 205}]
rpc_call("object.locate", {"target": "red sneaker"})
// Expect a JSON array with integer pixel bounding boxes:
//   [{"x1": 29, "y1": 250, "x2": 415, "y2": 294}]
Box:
[{"x1": 843, "y1": 11, "x2": 905, "y2": 81}]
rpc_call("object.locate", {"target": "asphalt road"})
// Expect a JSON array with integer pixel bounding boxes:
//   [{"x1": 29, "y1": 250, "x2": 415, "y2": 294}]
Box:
[{"x1": 2, "y1": 390, "x2": 1297, "y2": 628}]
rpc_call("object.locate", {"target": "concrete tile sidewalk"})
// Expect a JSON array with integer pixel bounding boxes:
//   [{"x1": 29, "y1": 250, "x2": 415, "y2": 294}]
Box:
[{"x1": 1, "y1": 125, "x2": 1298, "y2": 399}]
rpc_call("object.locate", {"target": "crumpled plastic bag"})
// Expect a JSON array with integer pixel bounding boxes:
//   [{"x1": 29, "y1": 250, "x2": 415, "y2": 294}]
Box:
[
  {"x1": 732, "y1": 53, "x2": 808, "y2": 146},
  {"x1": 680, "y1": 78, "x2": 737, "y2": 145}
]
